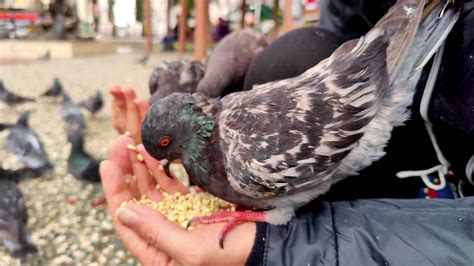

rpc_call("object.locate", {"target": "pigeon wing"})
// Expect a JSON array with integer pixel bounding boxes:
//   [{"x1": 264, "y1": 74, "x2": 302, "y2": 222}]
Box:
[{"x1": 219, "y1": 0, "x2": 424, "y2": 199}]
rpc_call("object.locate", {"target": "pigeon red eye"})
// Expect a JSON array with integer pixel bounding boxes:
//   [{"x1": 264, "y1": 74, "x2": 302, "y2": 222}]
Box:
[{"x1": 159, "y1": 136, "x2": 172, "y2": 147}]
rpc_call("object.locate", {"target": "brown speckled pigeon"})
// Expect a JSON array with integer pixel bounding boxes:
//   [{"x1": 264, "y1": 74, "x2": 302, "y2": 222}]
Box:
[{"x1": 142, "y1": 0, "x2": 460, "y2": 248}]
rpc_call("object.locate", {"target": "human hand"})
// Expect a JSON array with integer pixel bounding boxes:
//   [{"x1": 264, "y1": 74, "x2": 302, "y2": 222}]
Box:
[
  {"x1": 109, "y1": 86, "x2": 149, "y2": 143},
  {"x1": 100, "y1": 135, "x2": 255, "y2": 265}
]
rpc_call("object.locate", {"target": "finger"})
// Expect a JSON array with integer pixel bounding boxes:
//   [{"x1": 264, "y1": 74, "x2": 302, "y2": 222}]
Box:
[
  {"x1": 124, "y1": 89, "x2": 141, "y2": 143},
  {"x1": 129, "y1": 148, "x2": 163, "y2": 201},
  {"x1": 136, "y1": 144, "x2": 189, "y2": 195},
  {"x1": 112, "y1": 215, "x2": 167, "y2": 265},
  {"x1": 100, "y1": 160, "x2": 133, "y2": 216},
  {"x1": 135, "y1": 99, "x2": 149, "y2": 123},
  {"x1": 110, "y1": 86, "x2": 127, "y2": 133},
  {"x1": 116, "y1": 204, "x2": 192, "y2": 260},
  {"x1": 101, "y1": 160, "x2": 171, "y2": 265},
  {"x1": 109, "y1": 135, "x2": 140, "y2": 198},
  {"x1": 108, "y1": 135, "x2": 134, "y2": 175}
]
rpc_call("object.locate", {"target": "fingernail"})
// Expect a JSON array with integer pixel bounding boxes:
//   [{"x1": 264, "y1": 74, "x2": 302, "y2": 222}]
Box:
[
  {"x1": 116, "y1": 207, "x2": 138, "y2": 226},
  {"x1": 124, "y1": 131, "x2": 131, "y2": 137},
  {"x1": 136, "y1": 153, "x2": 144, "y2": 162}
]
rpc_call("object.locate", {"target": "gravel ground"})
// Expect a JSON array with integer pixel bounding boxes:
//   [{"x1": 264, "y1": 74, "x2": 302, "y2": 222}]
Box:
[{"x1": 0, "y1": 51, "x2": 190, "y2": 265}]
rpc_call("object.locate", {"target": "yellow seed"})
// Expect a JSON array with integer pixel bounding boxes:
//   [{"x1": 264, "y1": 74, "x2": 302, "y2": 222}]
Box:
[
  {"x1": 158, "y1": 165, "x2": 164, "y2": 171},
  {"x1": 127, "y1": 144, "x2": 137, "y2": 151},
  {"x1": 125, "y1": 131, "x2": 131, "y2": 136},
  {"x1": 136, "y1": 153, "x2": 144, "y2": 162}
]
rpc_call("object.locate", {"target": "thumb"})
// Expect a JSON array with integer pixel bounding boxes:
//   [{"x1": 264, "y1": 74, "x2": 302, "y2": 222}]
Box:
[{"x1": 116, "y1": 204, "x2": 190, "y2": 258}]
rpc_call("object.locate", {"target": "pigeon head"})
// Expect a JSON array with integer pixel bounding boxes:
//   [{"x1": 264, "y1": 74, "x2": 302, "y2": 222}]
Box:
[
  {"x1": 142, "y1": 93, "x2": 215, "y2": 179},
  {"x1": 16, "y1": 110, "x2": 31, "y2": 127}
]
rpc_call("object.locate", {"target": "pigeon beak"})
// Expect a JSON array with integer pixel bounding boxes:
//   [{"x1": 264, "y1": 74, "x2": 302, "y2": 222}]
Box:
[{"x1": 160, "y1": 158, "x2": 172, "y2": 178}]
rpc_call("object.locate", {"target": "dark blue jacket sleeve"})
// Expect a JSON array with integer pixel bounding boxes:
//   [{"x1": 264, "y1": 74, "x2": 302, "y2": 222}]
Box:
[{"x1": 246, "y1": 197, "x2": 474, "y2": 266}]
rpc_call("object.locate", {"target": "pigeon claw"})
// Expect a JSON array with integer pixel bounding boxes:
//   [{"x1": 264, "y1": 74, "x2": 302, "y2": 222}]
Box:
[{"x1": 186, "y1": 210, "x2": 267, "y2": 249}]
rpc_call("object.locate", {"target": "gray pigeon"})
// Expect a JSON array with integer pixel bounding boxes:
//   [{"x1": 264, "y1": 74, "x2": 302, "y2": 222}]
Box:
[
  {"x1": 0, "y1": 167, "x2": 43, "y2": 182},
  {"x1": 0, "y1": 178, "x2": 37, "y2": 257},
  {"x1": 66, "y1": 131, "x2": 101, "y2": 183},
  {"x1": 196, "y1": 29, "x2": 268, "y2": 98},
  {"x1": 61, "y1": 92, "x2": 86, "y2": 132},
  {"x1": 0, "y1": 80, "x2": 35, "y2": 107},
  {"x1": 148, "y1": 60, "x2": 205, "y2": 105},
  {"x1": 0, "y1": 123, "x2": 13, "y2": 131},
  {"x1": 142, "y1": 0, "x2": 460, "y2": 247},
  {"x1": 138, "y1": 53, "x2": 150, "y2": 65},
  {"x1": 41, "y1": 78, "x2": 64, "y2": 97},
  {"x1": 78, "y1": 90, "x2": 104, "y2": 117},
  {"x1": 6, "y1": 111, "x2": 53, "y2": 172}
]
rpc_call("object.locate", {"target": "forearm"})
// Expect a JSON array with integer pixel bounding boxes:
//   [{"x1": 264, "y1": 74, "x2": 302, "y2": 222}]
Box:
[{"x1": 247, "y1": 197, "x2": 474, "y2": 266}]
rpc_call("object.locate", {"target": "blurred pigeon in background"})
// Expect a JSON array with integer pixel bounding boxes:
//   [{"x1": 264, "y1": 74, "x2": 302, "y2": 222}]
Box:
[
  {"x1": 66, "y1": 130, "x2": 105, "y2": 206},
  {"x1": 0, "y1": 167, "x2": 43, "y2": 182},
  {"x1": 196, "y1": 29, "x2": 268, "y2": 97},
  {"x1": 0, "y1": 178, "x2": 37, "y2": 257},
  {"x1": 41, "y1": 78, "x2": 64, "y2": 97},
  {"x1": 148, "y1": 60, "x2": 205, "y2": 104},
  {"x1": 0, "y1": 80, "x2": 35, "y2": 107},
  {"x1": 6, "y1": 111, "x2": 53, "y2": 172},
  {"x1": 61, "y1": 92, "x2": 85, "y2": 132},
  {"x1": 137, "y1": 53, "x2": 150, "y2": 65},
  {"x1": 0, "y1": 123, "x2": 13, "y2": 131},
  {"x1": 39, "y1": 50, "x2": 50, "y2": 61},
  {"x1": 66, "y1": 131, "x2": 101, "y2": 183},
  {"x1": 78, "y1": 91, "x2": 104, "y2": 118}
]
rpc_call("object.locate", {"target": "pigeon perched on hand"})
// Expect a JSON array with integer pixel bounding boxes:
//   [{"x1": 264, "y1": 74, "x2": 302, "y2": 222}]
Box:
[
  {"x1": 41, "y1": 78, "x2": 64, "y2": 97},
  {"x1": 0, "y1": 80, "x2": 35, "y2": 107},
  {"x1": 61, "y1": 92, "x2": 86, "y2": 132},
  {"x1": 0, "y1": 178, "x2": 37, "y2": 257},
  {"x1": 148, "y1": 60, "x2": 205, "y2": 105},
  {"x1": 78, "y1": 90, "x2": 104, "y2": 118},
  {"x1": 142, "y1": 0, "x2": 460, "y2": 248},
  {"x1": 6, "y1": 111, "x2": 53, "y2": 172},
  {"x1": 196, "y1": 29, "x2": 268, "y2": 98}
]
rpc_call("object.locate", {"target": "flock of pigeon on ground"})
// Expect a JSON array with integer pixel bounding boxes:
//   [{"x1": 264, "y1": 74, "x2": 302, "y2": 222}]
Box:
[{"x1": 0, "y1": 78, "x2": 104, "y2": 257}]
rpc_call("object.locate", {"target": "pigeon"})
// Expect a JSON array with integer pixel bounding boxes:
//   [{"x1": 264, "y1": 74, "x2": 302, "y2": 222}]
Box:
[
  {"x1": 0, "y1": 167, "x2": 43, "y2": 182},
  {"x1": 78, "y1": 91, "x2": 104, "y2": 117},
  {"x1": 196, "y1": 29, "x2": 268, "y2": 98},
  {"x1": 0, "y1": 80, "x2": 35, "y2": 107},
  {"x1": 66, "y1": 131, "x2": 101, "y2": 182},
  {"x1": 41, "y1": 78, "x2": 64, "y2": 97},
  {"x1": 0, "y1": 123, "x2": 13, "y2": 131},
  {"x1": 39, "y1": 50, "x2": 50, "y2": 61},
  {"x1": 66, "y1": 131, "x2": 105, "y2": 206},
  {"x1": 148, "y1": 60, "x2": 205, "y2": 105},
  {"x1": 138, "y1": 53, "x2": 150, "y2": 65},
  {"x1": 141, "y1": 0, "x2": 460, "y2": 248},
  {"x1": 0, "y1": 178, "x2": 37, "y2": 257},
  {"x1": 6, "y1": 111, "x2": 53, "y2": 172},
  {"x1": 61, "y1": 92, "x2": 86, "y2": 132}
]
